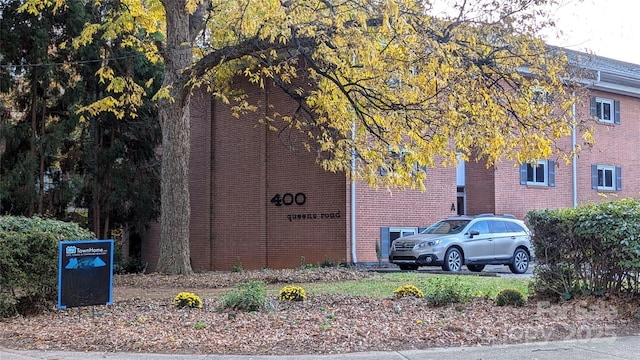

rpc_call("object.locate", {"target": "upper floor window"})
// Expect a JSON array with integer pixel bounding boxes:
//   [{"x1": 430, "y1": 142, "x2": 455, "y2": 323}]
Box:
[
  {"x1": 520, "y1": 160, "x2": 555, "y2": 187},
  {"x1": 590, "y1": 97, "x2": 620, "y2": 124},
  {"x1": 591, "y1": 165, "x2": 622, "y2": 191}
]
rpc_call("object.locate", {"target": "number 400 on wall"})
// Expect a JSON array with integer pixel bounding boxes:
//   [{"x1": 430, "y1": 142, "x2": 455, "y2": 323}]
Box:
[{"x1": 271, "y1": 193, "x2": 306, "y2": 206}]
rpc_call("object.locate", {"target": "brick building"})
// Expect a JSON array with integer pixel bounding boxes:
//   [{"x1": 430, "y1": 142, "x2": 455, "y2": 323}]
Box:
[
  {"x1": 466, "y1": 52, "x2": 640, "y2": 219},
  {"x1": 139, "y1": 50, "x2": 640, "y2": 271}
]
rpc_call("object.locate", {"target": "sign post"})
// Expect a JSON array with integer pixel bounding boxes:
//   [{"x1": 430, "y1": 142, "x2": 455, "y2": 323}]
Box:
[{"x1": 58, "y1": 240, "x2": 114, "y2": 309}]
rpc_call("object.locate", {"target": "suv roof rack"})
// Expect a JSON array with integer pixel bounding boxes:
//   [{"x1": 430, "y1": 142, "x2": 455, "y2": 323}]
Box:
[{"x1": 474, "y1": 213, "x2": 517, "y2": 219}]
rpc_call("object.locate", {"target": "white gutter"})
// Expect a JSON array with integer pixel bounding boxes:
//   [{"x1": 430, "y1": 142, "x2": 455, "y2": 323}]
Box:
[{"x1": 350, "y1": 122, "x2": 358, "y2": 264}]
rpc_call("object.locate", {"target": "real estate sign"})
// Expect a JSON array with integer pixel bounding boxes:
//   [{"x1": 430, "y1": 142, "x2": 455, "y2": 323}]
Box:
[{"x1": 58, "y1": 239, "x2": 114, "y2": 309}]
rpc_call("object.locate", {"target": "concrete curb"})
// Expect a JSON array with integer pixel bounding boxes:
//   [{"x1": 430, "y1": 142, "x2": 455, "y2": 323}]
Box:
[{"x1": 2, "y1": 335, "x2": 639, "y2": 360}]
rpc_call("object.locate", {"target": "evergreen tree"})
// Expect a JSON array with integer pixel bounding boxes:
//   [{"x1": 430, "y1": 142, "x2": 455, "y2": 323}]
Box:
[{"x1": 0, "y1": 0, "x2": 161, "y2": 246}]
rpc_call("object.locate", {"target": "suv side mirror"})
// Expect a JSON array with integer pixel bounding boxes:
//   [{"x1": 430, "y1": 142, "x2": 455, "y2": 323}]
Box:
[{"x1": 469, "y1": 230, "x2": 480, "y2": 238}]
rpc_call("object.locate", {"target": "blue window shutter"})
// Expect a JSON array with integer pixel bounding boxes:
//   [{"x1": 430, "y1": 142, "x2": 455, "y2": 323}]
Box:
[
  {"x1": 616, "y1": 167, "x2": 622, "y2": 191},
  {"x1": 548, "y1": 160, "x2": 555, "y2": 187},
  {"x1": 520, "y1": 164, "x2": 528, "y2": 185},
  {"x1": 591, "y1": 165, "x2": 598, "y2": 189},
  {"x1": 614, "y1": 100, "x2": 621, "y2": 124},
  {"x1": 590, "y1": 97, "x2": 597, "y2": 117},
  {"x1": 380, "y1": 227, "x2": 390, "y2": 258}
]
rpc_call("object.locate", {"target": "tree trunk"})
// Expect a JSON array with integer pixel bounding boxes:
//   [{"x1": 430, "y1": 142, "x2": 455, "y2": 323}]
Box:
[{"x1": 156, "y1": 0, "x2": 193, "y2": 274}]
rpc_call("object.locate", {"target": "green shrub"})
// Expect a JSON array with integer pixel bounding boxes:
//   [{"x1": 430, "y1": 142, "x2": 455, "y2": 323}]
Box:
[
  {"x1": 0, "y1": 216, "x2": 94, "y2": 318},
  {"x1": 173, "y1": 292, "x2": 203, "y2": 309},
  {"x1": 320, "y1": 258, "x2": 337, "y2": 268},
  {"x1": 527, "y1": 198, "x2": 640, "y2": 301},
  {"x1": 222, "y1": 280, "x2": 267, "y2": 311},
  {"x1": 495, "y1": 288, "x2": 525, "y2": 307},
  {"x1": 193, "y1": 321, "x2": 207, "y2": 330},
  {"x1": 231, "y1": 259, "x2": 243, "y2": 272},
  {"x1": 393, "y1": 284, "x2": 424, "y2": 298},
  {"x1": 278, "y1": 285, "x2": 307, "y2": 301},
  {"x1": 422, "y1": 276, "x2": 472, "y2": 306},
  {"x1": 297, "y1": 256, "x2": 315, "y2": 269}
]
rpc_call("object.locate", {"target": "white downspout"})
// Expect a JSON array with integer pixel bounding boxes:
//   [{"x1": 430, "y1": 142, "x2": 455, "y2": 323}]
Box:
[
  {"x1": 350, "y1": 122, "x2": 358, "y2": 264},
  {"x1": 572, "y1": 92, "x2": 578, "y2": 208}
]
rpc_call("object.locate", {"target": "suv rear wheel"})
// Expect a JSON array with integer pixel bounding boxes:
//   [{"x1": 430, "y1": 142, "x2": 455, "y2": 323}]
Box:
[
  {"x1": 442, "y1": 248, "x2": 462, "y2": 272},
  {"x1": 509, "y1": 248, "x2": 530, "y2": 274}
]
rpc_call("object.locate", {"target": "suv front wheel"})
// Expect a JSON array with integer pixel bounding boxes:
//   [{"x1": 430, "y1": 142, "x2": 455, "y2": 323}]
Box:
[
  {"x1": 442, "y1": 247, "x2": 462, "y2": 272},
  {"x1": 509, "y1": 248, "x2": 530, "y2": 274}
]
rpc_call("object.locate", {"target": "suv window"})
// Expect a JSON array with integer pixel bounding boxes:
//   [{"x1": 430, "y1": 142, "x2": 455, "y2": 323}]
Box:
[
  {"x1": 488, "y1": 220, "x2": 509, "y2": 233},
  {"x1": 468, "y1": 220, "x2": 489, "y2": 235},
  {"x1": 422, "y1": 219, "x2": 470, "y2": 234},
  {"x1": 505, "y1": 221, "x2": 526, "y2": 233}
]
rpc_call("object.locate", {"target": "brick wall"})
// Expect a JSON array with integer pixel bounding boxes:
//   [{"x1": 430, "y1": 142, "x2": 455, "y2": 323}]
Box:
[
  {"x1": 145, "y1": 70, "x2": 640, "y2": 272},
  {"x1": 263, "y1": 82, "x2": 348, "y2": 269},
  {"x1": 465, "y1": 160, "x2": 496, "y2": 216},
  {"x1": 200, "y1": 81, "x2": 348, "y2": 270},
  {"x1": 353, "y1": 167, "x2": 457, "y2": 262},
  {"x1": 478, "y1": 89, "x2": 640, "y2": 220},
  {"x1": 188, "y1": 91, "x2": 213, "y2": 270},
  {"x1": 189, "y1": 78, "x2": 460, "y2": 269},
  {"x1": 575, "y1": 90, "x2": 640, "y2": 203}
]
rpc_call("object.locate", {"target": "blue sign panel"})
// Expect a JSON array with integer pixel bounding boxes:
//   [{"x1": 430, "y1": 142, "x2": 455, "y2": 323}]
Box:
[{"x1": 58, "y1": 240, "x2": 114, "y2": 309}]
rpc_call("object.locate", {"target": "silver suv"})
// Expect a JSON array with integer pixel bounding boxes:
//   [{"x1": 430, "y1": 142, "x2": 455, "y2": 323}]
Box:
[{"x1": 389, "y1": 214, "x2": 533, "y2": 274}]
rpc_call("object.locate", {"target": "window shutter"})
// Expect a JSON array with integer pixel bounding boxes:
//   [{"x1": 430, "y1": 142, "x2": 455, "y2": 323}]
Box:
[
  {"x1": 380, "y1": 227, "x2": 390, "y2": 258},
  {"x1": 614, "y1": 100, "x2": 621, "y2": 124},
  {"x1": 590, "y1": 97, "x2": 597, "y2": 117},
  {"x1": 591, "y1": 165, "x2": 598, "y2": 189},
  {"x1": 548, "y1": 160, "x2": 555, "y2": 187},
  {"x1": 520, "y1": 164, "x2": 528, "y2": 185},
  {"x1": 616, "y1": 166, "x2": 622, "y2": 191}
]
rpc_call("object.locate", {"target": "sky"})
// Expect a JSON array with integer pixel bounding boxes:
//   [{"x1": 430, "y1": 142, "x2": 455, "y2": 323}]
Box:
[
  {"x1": 431, "y1": 0, "x2": 640, "y2": 65},
  {"x1": 543, "y1": 0, "x2": 640, "y2": 64}
]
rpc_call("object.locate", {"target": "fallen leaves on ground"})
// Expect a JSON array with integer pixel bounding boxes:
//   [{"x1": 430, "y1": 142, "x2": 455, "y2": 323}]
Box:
[{"x1": 1, "y1": 267, "x2": 639, "y2": 355}]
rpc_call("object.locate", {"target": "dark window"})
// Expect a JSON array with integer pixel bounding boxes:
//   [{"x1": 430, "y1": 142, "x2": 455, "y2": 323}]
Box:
[
  {"x1": 505, "y1": 221, "x2": 526, "y2": 233},
  {"x1": 489, "y1": 221, "x2": 509, "y2": 234},
  {"x1": 520, "y1": 160, "x2": 555, "y2": 187},
  {"x1": 590, "y1": 96, "x2": 621, "y2": 124},
  {"x1": 591, "y1": 165, "x2": 622, "y2": 191},
  {"x1": 527, "y1": 163, "x2": 546, "y2": 183}
]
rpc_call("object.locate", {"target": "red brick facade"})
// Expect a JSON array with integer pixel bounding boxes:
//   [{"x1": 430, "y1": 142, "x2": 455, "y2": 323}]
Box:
[
  {"x1": 141, "y1": 80, "x2": 455, "y2": 271},
  {"x1": 467, "y1": 89, "x2": 640, "y2": 220},
  {"x1": 140, "y1": 52, "x2": 640, "y2": 271}
]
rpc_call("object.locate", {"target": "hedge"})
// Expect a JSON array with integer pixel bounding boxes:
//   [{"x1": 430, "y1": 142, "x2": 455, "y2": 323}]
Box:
[
  {"x1": 526, "y1": 198, "x2": 640, "y2": 301},
  {"x1": 0, "y1": 216, "x2": 94, "y2": 317}
]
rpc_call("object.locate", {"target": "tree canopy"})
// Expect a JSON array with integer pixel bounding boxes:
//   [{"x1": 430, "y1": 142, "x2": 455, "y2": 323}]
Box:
[{"x1": 16, "y1": 0, "x2": 589, "y2": 274}]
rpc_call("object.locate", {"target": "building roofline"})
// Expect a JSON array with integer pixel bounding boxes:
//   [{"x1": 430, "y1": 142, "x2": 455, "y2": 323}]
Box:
[{"x1": 560, "y1": 48, "x2": 640, "y2": 97}]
